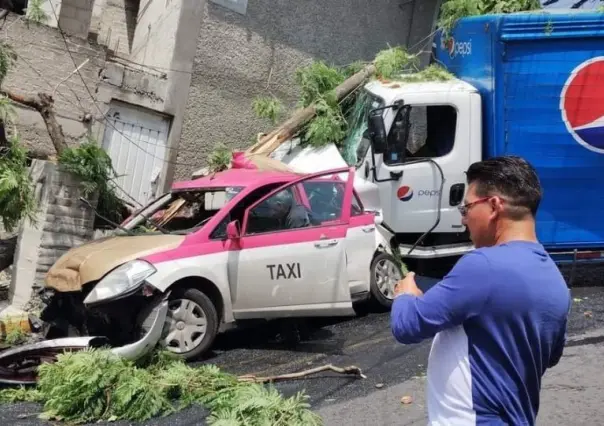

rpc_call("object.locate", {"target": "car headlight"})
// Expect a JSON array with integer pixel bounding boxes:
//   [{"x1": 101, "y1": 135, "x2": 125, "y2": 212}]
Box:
[{"x1": 84, "y1": 260, "x2": 156, "y2": 305}]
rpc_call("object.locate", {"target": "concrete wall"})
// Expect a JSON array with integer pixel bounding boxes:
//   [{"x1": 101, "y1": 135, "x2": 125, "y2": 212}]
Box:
[
  {"x1": 174, "y1": 0, "x2": 441, "y2": 180},
  {"x1": 130, "y1": 0, "x2": 182, "y2": 70},
  {"x1": 126, "y1": 0, "x2": 204, "y2": 193},
  {"x1": 3, "y1": 13, "x2": 106, "y2": 158},
  {"x1": 93, "y1": 0, "x2": 140, "y2": 56},
  {"x1": 2, "y1": 12, "x2": 169, "y2": 158},
  {"x1": 10, "y1": 160, "x2": 98, "y2": 311}
]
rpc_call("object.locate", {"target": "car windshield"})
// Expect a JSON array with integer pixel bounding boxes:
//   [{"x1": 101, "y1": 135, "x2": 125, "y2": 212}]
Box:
[
  {"x1": 121, "y1": 186, "x2": 244, "y2": 235},
  {"x1": 346, "y1": 90, "x2": 385, "y2": 166}
]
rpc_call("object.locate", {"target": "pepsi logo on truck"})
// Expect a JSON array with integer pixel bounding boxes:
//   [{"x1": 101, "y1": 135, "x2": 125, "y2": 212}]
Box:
[
  {"x1": 560, "y1": 56, "x2": 604, "y2": 154},
  {"x1": 440, "y1": 36, "x2": 472, "y2": 59}
]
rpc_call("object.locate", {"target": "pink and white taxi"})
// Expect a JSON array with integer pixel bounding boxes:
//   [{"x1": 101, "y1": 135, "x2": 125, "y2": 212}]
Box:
[{"x1": 39, "y1": 166, "x2": 402, "y2": 360}]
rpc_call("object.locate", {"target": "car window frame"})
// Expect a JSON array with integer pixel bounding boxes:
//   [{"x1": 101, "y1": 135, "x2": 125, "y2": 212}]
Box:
[{"x1": 240, "y1": 167, "x2": 354, "y2": 237}]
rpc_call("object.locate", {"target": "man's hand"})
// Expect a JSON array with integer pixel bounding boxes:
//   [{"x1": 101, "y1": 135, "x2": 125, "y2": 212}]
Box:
[{"x1": 394, "y1": 271, "x2": 423, "y2": 298}]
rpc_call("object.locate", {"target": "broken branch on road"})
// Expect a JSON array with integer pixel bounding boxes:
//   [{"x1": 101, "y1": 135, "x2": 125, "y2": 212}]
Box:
[{"x1": 238, "y1": 363, "x2": 367, "y2": 383}]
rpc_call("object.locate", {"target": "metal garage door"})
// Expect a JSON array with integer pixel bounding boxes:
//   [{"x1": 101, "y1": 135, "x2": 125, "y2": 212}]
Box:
[{"x1": 102, "y1": 101, "x2": 171, "y2": 206}]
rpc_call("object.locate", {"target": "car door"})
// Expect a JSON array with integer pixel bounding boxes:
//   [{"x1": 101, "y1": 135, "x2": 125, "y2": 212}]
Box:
[
  {"x1": 229, "y1": 167, "x2": 356, "y2": 320},
  {"x1": 344, "y1": 193, "x2": 376, "y2": 295}
]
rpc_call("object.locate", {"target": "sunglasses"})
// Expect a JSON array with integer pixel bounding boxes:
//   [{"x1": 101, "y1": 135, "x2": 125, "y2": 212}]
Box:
[{"x1": 457, "y1": 197, "x2": 492, "y2": 216}]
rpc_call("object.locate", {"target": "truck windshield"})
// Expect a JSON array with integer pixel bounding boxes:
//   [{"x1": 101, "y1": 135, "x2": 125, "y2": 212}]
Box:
[
  {"x1": 346, "y1": 90, "x2": 385, "y2": 166},
  {"x1": 121, "y1": 187, "x2": 243, "y2": 235}
]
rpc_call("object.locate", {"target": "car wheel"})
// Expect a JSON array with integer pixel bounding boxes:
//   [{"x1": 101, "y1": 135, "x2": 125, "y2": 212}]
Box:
[
  {"x1": 161, "y1": 288, "x2": 219, "y2": 361},
  {"x1": 370, "y1": 252, "x2": 403, "y2": 309}
]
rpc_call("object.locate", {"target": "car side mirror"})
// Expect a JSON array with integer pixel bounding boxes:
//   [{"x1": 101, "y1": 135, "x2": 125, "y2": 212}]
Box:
[
  {"x1": 226, "y1": 220, "x2": 241, "y2": 239},
  {"x1": 367, "y1": 109, "x2": 387, "y2": 154}
]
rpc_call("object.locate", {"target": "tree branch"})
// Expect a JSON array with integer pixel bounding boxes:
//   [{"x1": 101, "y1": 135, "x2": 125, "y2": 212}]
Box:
[
  {"x1": 0, "y1": 88, "x2": 68, "y2": 156},
  {"x1": 237, "y1": 363, "x2": 367, "y2": 384}
]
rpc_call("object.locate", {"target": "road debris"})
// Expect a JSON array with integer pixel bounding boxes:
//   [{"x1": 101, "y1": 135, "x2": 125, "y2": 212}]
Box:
[
  {"x1": 401, "y1": 395, "x2": 413, "y2": 404},
  {"x1": 238, "y1": 363, "x2": 367, "y2": 383}
]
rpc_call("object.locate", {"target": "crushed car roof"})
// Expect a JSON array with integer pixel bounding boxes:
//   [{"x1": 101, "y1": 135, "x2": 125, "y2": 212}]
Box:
[{"x1": 171, "y1": 168, "x2": 304, "y2": 191}]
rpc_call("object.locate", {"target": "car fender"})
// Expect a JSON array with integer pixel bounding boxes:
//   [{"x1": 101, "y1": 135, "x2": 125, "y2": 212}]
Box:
[
  {"x1": 374, "y1": 223, "x2": 394, "y2": 255},
  {"x1": 145, "y1": 254, "x2": 235, "y2": 324}
]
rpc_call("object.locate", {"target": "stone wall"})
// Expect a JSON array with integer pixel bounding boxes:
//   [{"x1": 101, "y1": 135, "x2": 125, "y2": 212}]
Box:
[
  {"x1": 10, "y1": 160, "x2": 97, "y2": 311},
  {"x1": 175, "y1": 0, "x2": 440, "y2": 180}
]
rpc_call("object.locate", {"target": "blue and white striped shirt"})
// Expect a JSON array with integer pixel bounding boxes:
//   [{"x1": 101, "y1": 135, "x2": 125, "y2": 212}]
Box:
[{"x1": 391, "y1": 241, "x2": 570, "y2": 425}]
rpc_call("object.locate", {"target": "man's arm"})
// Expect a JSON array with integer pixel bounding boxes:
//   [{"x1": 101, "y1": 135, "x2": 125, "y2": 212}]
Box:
[
  {"x1": 391, "y1": 251, "x2": 492, "y2": 344},
  {"x1": 548, "y1": 292, "x2": 571, "y2": 368}
]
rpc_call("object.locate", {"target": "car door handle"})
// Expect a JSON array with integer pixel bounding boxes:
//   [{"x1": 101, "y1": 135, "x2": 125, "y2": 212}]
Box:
[
  {"x1": 314, "y1": 239, "x2": 338, "y2": 248},
  {"x1": 362, "y1": 226, "x2": 375, "y2": 233}
]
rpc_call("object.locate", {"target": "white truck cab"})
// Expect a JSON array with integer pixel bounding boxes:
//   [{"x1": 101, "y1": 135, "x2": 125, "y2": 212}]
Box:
[{"x1": 356, "y1": 79, "x2": 483, "y2": 260}]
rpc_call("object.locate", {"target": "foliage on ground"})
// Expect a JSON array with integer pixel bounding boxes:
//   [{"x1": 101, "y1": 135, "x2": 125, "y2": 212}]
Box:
[
  {"x1": 58, "y1": 139, "x2": 125, "y2": 227},
  {"x1": 1, "y1": 327, "x2": 28, "y2": 346},
  {"x1": 0, "y1": 349, "x2": 322, "y2": 425}
]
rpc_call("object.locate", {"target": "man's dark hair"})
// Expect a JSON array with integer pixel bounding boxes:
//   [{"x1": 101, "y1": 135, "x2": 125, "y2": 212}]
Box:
[{"x1": 466, "y1": 156, "x2": 542, "y2": 219}]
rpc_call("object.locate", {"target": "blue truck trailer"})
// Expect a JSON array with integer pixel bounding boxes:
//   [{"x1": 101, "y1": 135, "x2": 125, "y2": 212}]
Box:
[{"x1": 356, "y1": 10, "x2": 604, "y2": 282}]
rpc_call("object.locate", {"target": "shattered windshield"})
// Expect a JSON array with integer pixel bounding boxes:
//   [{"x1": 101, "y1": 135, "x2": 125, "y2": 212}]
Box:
[
  {"x1": 343, "y1": 90, "x2": 385, "y2": 166},
  {"x1": 122, "y1": 187, "x2": 244, "y2": 235}
]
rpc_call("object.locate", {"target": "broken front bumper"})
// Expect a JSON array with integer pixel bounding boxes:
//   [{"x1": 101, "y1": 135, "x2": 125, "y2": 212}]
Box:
[{"x1": 0, "y1": 298, "x2": 169, "y2": 385}]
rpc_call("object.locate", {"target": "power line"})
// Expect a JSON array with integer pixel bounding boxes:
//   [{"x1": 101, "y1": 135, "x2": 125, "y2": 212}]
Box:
[{"x1": 46, "y1": 1, "x2": 202, "y2": 168}]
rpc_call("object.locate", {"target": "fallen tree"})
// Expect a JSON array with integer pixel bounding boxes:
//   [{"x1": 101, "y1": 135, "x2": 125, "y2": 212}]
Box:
[{"x1": 0, "y1": 348, "x2": 366, "y2": 424}]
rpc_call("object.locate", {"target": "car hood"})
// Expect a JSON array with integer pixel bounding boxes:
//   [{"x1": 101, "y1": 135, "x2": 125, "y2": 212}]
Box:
[{"x1": 44, "y1": 234, "x2": 185, "y2": 292}]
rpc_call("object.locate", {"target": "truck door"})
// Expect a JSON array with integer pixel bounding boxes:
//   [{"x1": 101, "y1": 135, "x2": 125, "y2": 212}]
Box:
[
  {"x1": 370, "y1": 92, "x2": 476, "y2": 239},
  {"x1": 230, "y1": 167, "x2": 356, "y2": 320}
]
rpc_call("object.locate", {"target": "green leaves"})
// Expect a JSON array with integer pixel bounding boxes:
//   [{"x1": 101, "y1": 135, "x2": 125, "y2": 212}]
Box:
[
  {"x1": 295, "y1": 61, "x2": 347, "y2": 108},
  {"x1": 0, "y1": 348, "x2": 323, "y2": 425},
  {"x1": 437, "y1": 0, "x2": 542, "y2": 38},
  {"x1": 374, "y1": 46, "x2": 419, "y2": 80},
  {"x1": 208, "y1": 142, "x2": 233, "y2": 173},
  {"x1": 252, "y1": 97, "x2": 284, "y2": 124},
  {"x1": 58, "y1": 138, "x2": 123, "y2": 226},
  {"x1": 0, "y1": 134, "x2": 38, "y2": 232}
]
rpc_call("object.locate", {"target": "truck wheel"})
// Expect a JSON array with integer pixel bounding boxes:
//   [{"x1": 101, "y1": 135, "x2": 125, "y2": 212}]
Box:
[
  {"x1": 161, "y1": 288, "x2": 219, "y2": 361},
  {"x1": 370, "y1": 252, "x2": 403, "y2": 309}
]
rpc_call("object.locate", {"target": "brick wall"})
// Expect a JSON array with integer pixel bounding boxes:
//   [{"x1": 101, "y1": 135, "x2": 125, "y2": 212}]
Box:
[
  {"x1": 3, "y1": 13, "x2": 107, "y2": 157},
  {"x1": 2, "y1": 12, "x2": 169, "y2": 159}
]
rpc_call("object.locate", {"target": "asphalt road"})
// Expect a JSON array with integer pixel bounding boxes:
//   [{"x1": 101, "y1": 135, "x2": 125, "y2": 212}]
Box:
[{"x1": 1, "y1": 283, "x2": 603, "y2": 426}]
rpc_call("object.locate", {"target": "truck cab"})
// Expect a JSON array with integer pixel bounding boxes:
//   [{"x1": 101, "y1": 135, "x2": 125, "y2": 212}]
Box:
[
  {"x1": 355, "y1": 10, "x2": 604, "y2": 271},
  {"x1": 356, "y1": 79, "x2": 482, "y2": 260}
]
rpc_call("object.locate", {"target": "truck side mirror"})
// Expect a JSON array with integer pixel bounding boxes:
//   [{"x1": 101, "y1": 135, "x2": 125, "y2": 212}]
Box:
[
  {"x1": 367, "y1": 110, "x2": 387, "y2": 154},
  {"x1": 384, "y1": 106, "x2": 411, "y2": 164}
]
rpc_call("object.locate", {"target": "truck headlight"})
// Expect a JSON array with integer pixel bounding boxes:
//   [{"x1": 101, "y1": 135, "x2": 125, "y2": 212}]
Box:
[{"x1": 84, "y1": 260, "x2": 156, "y2": 305}]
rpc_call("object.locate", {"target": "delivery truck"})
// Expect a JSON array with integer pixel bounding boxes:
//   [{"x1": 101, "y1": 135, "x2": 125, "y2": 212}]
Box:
[{"x1": 353, "y1": 10, "x2": 604, "y2": 282}]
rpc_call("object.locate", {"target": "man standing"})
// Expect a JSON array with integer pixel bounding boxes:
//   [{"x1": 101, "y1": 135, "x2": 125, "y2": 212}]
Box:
[{"x1": 391, "y1": 156, "x2": 570, "y2": 425}]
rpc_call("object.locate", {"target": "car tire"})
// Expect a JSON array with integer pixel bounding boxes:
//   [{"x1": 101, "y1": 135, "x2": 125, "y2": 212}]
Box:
[
  {"x1": 161, "y1": 288, "x2": 219, "y2": 361},
  {"x1": 370, "y1": 252, "x2": 403, "y2": 310}
]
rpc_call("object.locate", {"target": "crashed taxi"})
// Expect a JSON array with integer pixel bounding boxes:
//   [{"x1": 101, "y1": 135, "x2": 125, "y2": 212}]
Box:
[{"x1": 38, "y1": 166, "x2": 402, "y2": 360}]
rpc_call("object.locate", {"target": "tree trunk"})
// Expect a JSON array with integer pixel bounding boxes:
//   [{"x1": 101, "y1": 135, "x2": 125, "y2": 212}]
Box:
[
  {"x1": 0, "y1": 89, "x2": 68, "y2": 157},
  {"x1": 246, "y1": 64, "x2": 377, "y2": 156}
]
